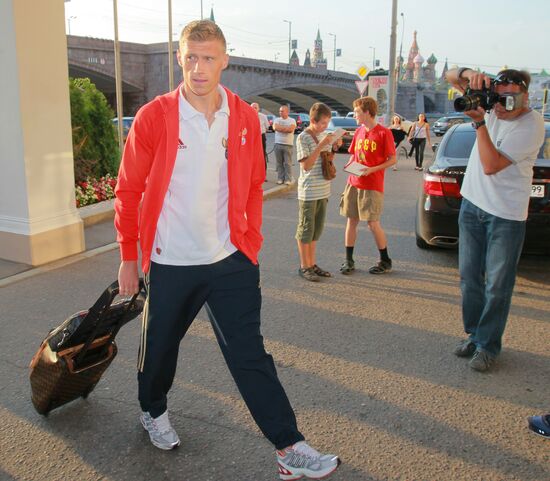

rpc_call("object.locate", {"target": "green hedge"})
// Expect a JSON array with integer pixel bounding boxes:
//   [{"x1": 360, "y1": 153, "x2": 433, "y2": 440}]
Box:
[{"x1": 69, "y1": 78, "x2": 120, "y2": 182}]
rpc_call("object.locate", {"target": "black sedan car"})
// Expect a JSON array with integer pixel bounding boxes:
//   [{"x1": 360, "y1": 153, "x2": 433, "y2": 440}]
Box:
[
  {"x1": 326, "y1": 117, "x2": 361, "y2": 152},
  {"x1": 415, "y1": 122, "x2": 550, "y2": 254}
]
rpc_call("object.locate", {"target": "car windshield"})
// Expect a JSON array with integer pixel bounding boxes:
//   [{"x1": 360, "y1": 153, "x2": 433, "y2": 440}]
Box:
[
  {"x1": 436, "y1": 117, "x2": 449, "y2": 123},
  {"x1": 432, "y1": 128, "x2": 476, "y2": 168},
  {"x1": 330, "y1": 118, "x2": 358, "y2": 127}
]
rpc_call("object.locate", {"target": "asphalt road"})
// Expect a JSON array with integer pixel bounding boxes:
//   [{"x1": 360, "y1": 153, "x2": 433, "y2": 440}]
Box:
[{"x1": 0, "y1": 148, "x2": 549, "y2": 481}]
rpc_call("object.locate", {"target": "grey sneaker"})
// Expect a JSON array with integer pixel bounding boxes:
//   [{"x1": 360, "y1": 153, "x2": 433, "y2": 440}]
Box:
[
  {"x1": 469, "y1": 350, "x2": 495, "y2": 372},
  {"x1": 141, "y1": 411, "x2": 180, "y2": 450},
  {"x1": 299, "y1": 267, "x2": 320, "y2": 282},
  {"x1": 453, "y1": 339, "x2": 476, "y2": 358},
  {"x1": 277, "y1": 441, "x2": 340, "y2": 480}
]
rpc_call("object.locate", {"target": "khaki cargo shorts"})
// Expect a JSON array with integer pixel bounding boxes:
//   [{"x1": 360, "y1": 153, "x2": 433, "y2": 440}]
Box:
[
  {"x1": 295, "y1": 198, "x2": 328, "y2": 243},
  {"x1": 339, "y1": 183, "x2": 384, "y2": 221}
]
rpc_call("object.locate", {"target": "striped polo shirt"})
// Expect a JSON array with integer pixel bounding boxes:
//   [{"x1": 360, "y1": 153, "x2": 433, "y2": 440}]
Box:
[{"x1": 296, "y1": 130, "x2": 332, "y2": 201}]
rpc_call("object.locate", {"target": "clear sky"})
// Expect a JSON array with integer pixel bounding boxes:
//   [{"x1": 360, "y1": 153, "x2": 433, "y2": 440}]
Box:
[{"x1": 64, "y1": 0, "x2": 550, "y2": 76}]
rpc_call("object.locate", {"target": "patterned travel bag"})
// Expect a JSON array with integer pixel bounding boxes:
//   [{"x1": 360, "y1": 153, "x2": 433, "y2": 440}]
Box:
[{"x1": 29, "y1": 280, "x2": 146, "y2": 415}]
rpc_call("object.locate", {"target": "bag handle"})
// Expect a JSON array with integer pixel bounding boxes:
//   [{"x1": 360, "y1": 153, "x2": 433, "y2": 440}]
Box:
[
  {"x1": 305, "y1": 128, "x2": 319, "y2": 144},
  {"x1": 74, "y1": 280, "x2": 145, "y2": 365}
]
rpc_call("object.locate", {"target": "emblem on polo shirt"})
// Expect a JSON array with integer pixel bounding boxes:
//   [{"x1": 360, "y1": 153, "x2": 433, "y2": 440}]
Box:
[
  {"x1": 240, "y1": 128, "x2": 247, "y2": 145},
  {"x1": 178, "y1": 138, "x2": 187, "y2": 150}
]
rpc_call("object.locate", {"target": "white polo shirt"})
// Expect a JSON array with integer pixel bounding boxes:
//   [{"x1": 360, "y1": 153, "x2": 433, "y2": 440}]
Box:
[
  {"x1": 461, "y1": 109, "x2": 545, "y2": 221},
  {"x1": 151, "y1": 86, "x2": 237, "y2": 265},
  {"x1": 274, "y1": 116, "x2": 296, "y2": 146}
]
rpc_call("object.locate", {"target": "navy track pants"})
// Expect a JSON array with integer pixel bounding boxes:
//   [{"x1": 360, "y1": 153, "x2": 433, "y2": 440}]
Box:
[{"x1": 137, "y1": 251, "x2": 304, "y2": 449}]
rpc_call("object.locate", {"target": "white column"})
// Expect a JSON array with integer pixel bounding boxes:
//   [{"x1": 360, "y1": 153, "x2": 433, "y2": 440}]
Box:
[{"x1": 0, "y1": 0, "x2": 84, "y2": 265}]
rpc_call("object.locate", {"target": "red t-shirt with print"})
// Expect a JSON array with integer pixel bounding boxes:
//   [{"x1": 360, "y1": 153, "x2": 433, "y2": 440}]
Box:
[{"x1": 347, "y1": 124, "x2": 396, "y2": 192}]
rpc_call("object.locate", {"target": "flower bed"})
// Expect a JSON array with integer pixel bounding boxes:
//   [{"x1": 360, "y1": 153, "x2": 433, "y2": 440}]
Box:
[{"x1": 75, "y1": 174, "x2": 117, "y2": 208}]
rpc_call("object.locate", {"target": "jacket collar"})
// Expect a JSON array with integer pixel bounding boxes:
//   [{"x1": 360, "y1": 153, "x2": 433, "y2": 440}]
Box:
[
  {"x1": 178, "y1": 85, "x2": 230, "y2": 120},
  {"x1": 158, "y1": 82, "x2": 237, "y2": 117}
]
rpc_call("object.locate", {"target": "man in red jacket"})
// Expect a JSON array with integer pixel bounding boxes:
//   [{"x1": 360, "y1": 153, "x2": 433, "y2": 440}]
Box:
[{"x1": 114, "y1": 20, "x2": 339, "y2": 480}]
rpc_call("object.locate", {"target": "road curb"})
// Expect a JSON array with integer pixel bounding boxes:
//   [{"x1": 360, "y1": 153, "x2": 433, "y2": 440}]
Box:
[{"x1": 1, "y1": 182, "x2": 296, "y2": 287}]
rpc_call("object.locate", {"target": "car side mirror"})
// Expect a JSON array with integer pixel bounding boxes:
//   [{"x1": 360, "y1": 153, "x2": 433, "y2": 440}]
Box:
[{"x1": 432, "y1": 143, "x2": 439, "y2": 153}]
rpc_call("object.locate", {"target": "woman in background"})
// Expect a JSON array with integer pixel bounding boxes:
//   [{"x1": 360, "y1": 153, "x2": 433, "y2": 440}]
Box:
[
  {"x1": 408, "y1": 113, "x2": 432, "y2": 171},
  {"x1": 389, "y1": 115, "x2": 407, "y2": 171}
]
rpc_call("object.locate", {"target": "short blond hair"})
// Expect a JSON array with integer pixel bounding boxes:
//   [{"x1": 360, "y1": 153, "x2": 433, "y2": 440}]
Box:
[
  {"x1": 353, "y1": 97, "x2": 378, "y2": 118},
  {"x1": 179, "y1": 20, "x2": 226, "y2": 51}
]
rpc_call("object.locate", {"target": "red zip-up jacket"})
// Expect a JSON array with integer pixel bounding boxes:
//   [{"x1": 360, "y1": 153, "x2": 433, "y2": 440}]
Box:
[{"x1": 114, "y1": 84, "x2": 265, "y2": 274}]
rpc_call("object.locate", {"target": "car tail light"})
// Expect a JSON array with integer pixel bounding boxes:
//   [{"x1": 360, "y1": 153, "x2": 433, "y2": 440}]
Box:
[{"x1": 423, "y1": 173, "x2": 461, "y2": 198}]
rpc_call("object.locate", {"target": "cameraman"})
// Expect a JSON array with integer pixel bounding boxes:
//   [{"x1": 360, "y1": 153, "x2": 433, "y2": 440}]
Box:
[{"x1": 446, "y1": 67, "x2": 545, "y2": 372}]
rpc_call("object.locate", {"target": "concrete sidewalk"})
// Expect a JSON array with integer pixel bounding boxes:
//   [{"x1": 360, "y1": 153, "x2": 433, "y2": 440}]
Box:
[{"x1": 0, "y1": 158, "x2": 293, "y2": 285}]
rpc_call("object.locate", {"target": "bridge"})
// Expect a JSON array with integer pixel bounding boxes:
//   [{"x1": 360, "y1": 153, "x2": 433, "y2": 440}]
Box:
[{"x1": 67, "y1": 35, "x2": 359, "y2": 115}]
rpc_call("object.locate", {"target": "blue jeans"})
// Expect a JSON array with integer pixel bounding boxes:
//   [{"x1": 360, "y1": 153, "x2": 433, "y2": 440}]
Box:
[{"x1": 458, "y1": 199, "x2": 526, "y2": 357}]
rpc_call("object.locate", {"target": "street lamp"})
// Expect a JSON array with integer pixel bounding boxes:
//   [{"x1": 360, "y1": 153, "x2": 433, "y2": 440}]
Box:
[
  {"x1": 328, "y1": 32, "x2": 336, "y2": 71},
  {"x1": 369, "y1": 46, "x2": 376, "y2": 70},
  {"x1": 397, "y1": 12, "x2": 405, "y2": 87},
  {"x1": 168, "y1": 0, "x2": 174, "y2": 91},
  {"x1": 67, "y1": 15, "x2": 77, "y2": 35},
  {"x1": 283, "y1": 19, "x2": 291, "y2": 64},
  {"x1": 113, "y1": 0, "x2": 124, "y2": 154}
]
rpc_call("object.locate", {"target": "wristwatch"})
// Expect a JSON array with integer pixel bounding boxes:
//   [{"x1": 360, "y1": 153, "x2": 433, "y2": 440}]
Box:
[{"x1": 472, "y1": 120, "x2": 486, "y2": 130}]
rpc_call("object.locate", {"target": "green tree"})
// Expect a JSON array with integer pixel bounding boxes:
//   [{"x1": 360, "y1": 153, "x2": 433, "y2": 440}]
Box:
[{"x1": 69, "y1": 78, "x2": 119, "y2": 181}]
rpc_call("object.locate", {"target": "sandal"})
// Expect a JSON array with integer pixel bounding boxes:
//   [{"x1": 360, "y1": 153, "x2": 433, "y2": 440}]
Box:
[
  {"x1": 369, "y1": 260, "x2": 392, "y2": 275},
  {"x1": 313, "y1": 264, "x2": 331, "y2": 277},
  {"x1": 298, "y1": 267, "x2": 320, "y2": 282}
]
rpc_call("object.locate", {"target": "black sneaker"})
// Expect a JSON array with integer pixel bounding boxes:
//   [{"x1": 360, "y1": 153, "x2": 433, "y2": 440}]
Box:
[
  {"x1": 453, "y1": 339, "x2": 476, "y2": 358},
  {"x1": 527, "y1": 414, "x2": 550, "y2": 439},
  {"x1": 340, "y1": 259, "x2": 355, "y2": 275},
  {"x1": 369, "y1": 260, "x2": 392, "y2": 274},
  {"x1": 298, "y1": 267, "x2": 320, "y2": 282}
]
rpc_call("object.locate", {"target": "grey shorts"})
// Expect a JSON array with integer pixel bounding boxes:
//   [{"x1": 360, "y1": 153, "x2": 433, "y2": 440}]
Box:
[{"x1": 339, "y1": 184, "x2": 384, "y2": 221}]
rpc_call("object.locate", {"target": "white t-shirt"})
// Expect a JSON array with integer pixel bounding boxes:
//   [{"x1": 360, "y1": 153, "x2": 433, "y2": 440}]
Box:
[
  {"x1": 151, "y1": 86, "x2": 237, "y2": 265},
  {"x1": 274, "y1": 116, "x2": 296, "y2": 145},
  {"x1": 258, "y1": 112, "x2": 269, "y2": 134},
  {"x1": 461, "y1": 109, "x2": 545, "y2": 221}
]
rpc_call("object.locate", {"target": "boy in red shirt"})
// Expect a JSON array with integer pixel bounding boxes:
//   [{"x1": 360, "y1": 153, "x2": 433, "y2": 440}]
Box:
[{"x1": 340, "y1": 96, "x2": 396, "y2": 275}]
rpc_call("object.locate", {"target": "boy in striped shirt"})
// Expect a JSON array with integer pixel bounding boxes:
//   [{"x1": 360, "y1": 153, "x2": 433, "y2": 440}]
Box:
[{"x1": 295, "y1": 102, "x2": 339, "y2": 281}]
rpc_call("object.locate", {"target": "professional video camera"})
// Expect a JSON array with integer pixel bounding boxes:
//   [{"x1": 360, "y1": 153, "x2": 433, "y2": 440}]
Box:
[{"x1": 454, "y1": 82, "x2": 524, "y2": 113}]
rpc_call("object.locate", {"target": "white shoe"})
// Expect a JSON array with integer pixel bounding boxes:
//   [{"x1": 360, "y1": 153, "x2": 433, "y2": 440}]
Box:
[
  {"x1": 284, "y1": 180, "x2": 292, "y2": 185},
  {"x1": 277, "y1": 441, "x2": 340, "y2": 480},
  {"x1": 140, "y1": 411, "x2": 180, "y2": 450}
]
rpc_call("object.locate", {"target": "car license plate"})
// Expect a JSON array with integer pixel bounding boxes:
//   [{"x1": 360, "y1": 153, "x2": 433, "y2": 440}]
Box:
[{"x1": 530, "y1": 184, "x2": 545, "y2": 198}]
